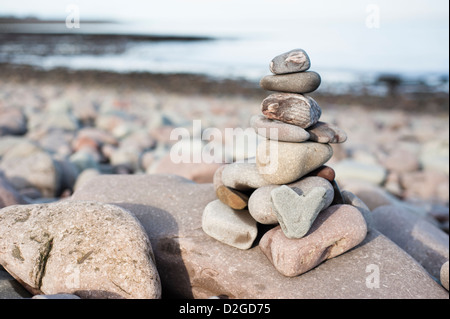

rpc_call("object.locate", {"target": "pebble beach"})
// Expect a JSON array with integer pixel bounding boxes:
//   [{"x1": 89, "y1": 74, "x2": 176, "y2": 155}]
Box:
[{"x1": 0, "y1": 49, "x2": 449, "y2": 300}]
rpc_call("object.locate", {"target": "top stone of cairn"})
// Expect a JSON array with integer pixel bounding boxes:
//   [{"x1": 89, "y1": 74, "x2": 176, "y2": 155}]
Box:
[{"x1": 270, "y1": 49, "x2": 311, "y2": 75}]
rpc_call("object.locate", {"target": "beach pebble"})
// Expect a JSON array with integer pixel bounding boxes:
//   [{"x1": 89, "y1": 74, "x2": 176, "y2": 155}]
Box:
[
  {"x1": 341, "y1": 181, "x2": 400, "y2": 211},
  {"x1": 256, "y1": 140, "x2": 333, "y2": 185},
  {"x1": 341, "y1": 190, "x2": 373, "y2": 230},
  {"x1": 371, "y1": 205, "x2": 449, "y2": 280},
  {"x1": 69, "y1": 148, "x2": 100, "y2": 172},
  {"x1": 307, "y1": 121, "x2": 347, "y2": 144},
  {"x1": 250, "y1": 115, "x2": 310, "y2": 142},
  {"x1": 259, "y1": 204, "x2": 367, "y2": 277},
  {"x1": 332, "y1": 159, "x2": 387, "y2": 185},
  {"x1": 202, "y1": 199, "x2": 257, "y2": 250},
  {"x1": 0, "y1": 108, "x2": 27, "y2": 136},
  {"x1": 420, "y1": 140, "x2": 449, "y2": 174},
  {"x1": 271, "y1": 185, "x2": 329, "y2": 239},
  {"x1": 0, "y1": 200, "x2": 161, "y2": 299},
  {"x1": 441, "y1": 261, "x2": 449, "y2": 290},
  {"x1": 380, "y1": 148, "x2": 420, "y2": 173},
  {"x1": 0, "y1": 174, "x2": 28, "y2": 208},
  {"x1": 216, "y1": 185, "x2": 249, "y2": 210},
  {"x1": 260, "y1": 72, "x2": 321, "y2": 94},
  {"x1": 248, "y1": 176, "x2": 334, "y2": 225},
  {"x1": 0, "y1": 141, "x2": 61, "y2": 198},
  {"x1": 221, "y1": 162, "x2": 272, "y2": 191},
  {"x1": 269, "y1": 49, "x2": 310, "y2": 74},
  {"x1": 261, "y1": 93, "x2": 321, "y2": 129},
  {"x1": 401, "y1": 171, "x2": 449, "y2": 204},
  {"x1": 306, "y1": 165, "x2": 335, "y2": 182}
]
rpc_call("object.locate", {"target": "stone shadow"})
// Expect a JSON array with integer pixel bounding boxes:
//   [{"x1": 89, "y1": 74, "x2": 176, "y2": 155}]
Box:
[{"x1": 116, "y1": 203, "x2": 193, "y2": 299}]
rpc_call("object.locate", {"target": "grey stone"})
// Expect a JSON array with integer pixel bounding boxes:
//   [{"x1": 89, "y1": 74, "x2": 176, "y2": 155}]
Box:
[
  {"x1": 269, "y1": 49, "x2": 311, "y2": 74},
  {"x1": 202, "y1": 200, "x2": 257, "y2": 250},
  {"x1": 307, "y1": 121, "x2": 348, "y2": 144},
  {"x1": 271, "y1": 185, "x2": 329, "y2": 238},
  {"x1": 332, "y1": 159, "x2": 387, "y2": 185},
  {"x1": 250, "y1": 115, "x2": 310, "y2": 142},
  {"x1": 221, "y1": 162, "x2": 272, "y2": 191},
  {"x1": 248, "y1": 176, "x2": 334, "y2": 225},
  {"x1": 0, "y1": 141, "x2": 61, "y2": 197},
  {"x1": 256, "y1": 140, "x2": 333, "y2": 185},
  {"x1": 260, "y1": 72, "x2": 321, "y2": 94}
]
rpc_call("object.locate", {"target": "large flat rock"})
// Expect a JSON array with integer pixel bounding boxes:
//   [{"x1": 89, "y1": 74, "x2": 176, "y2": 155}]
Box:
[{"x1": 71, "y1": 174, "x2": 448, "y2": 299}]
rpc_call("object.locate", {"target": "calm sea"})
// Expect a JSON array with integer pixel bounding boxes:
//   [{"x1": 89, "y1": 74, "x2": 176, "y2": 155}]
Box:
[{"x1": 0, "y1": 18, "x2": 448, "y2": 94}]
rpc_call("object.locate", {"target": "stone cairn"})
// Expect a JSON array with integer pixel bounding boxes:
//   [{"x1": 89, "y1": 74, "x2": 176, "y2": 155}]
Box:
[{"x1": 202, "y1": 49, "x2": 369, "y2": 277}]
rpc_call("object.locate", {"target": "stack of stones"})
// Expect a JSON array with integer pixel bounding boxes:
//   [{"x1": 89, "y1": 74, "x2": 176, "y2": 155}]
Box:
[{"x1": 202, "y1": 49, "x2": 369, "y2": 277}]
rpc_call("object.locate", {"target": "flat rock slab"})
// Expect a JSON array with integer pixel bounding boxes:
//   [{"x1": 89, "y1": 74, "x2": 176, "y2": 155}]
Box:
[
  {"x1": 371, "y1": 205, "x2": 449, "y2": 280},
  {"x1": 71, "y1": 174, "x2": 448, "y2": 299}
]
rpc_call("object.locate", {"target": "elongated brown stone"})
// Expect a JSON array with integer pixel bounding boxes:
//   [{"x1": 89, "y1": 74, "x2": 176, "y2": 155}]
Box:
[
  {"x1": 261, "y1": 93, "x2": 321, "y2": 129},
  {"x1": 216, "y1": 185, "x2": 249, "y2": 210}
]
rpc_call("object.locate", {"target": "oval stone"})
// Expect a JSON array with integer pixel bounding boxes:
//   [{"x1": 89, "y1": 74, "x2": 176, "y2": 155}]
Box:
[
  {"x1": 221, "y1": 162, "x2": 272, "y2": 191},
  {"x1": 202, "y1": 199, "x2": 257, "y2": 250},
  {"x1": 259, "y1": 204, "x2": 368, "y2": 277},
  {"x1": 260, "y1": 72, "x2": 321, "y2": 94},
  {"x1": 261, "y1": 93, "x2": 322, "y2": 129},
  {"x1": 269, "y1": 49, "x2": 311, "y2": 74},
  {"x1": 256, "y1": 140, "x2": 333, "y2": 185},
  {"x1": 250, "y1": 114, "x2": 310, "y2": 143},
  {"x1": 307, "y1": 121, "x2": 347, "y2": 144}
]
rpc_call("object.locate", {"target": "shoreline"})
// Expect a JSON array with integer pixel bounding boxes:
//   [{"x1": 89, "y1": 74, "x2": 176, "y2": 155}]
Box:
[{"x1": 1, "y1": 63, "x2": 448, "y2": 115}]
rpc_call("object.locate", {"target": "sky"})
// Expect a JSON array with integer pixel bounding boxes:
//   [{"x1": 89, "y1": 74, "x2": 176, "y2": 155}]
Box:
[{"x1": 1, "y1": 0, "x2": 448, "y2": 23}]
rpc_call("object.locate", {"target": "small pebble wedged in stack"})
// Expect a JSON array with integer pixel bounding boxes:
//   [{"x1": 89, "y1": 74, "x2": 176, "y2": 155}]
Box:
[{"x1": 202, "y1": 49, "x2": 369, "y2": 277}]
